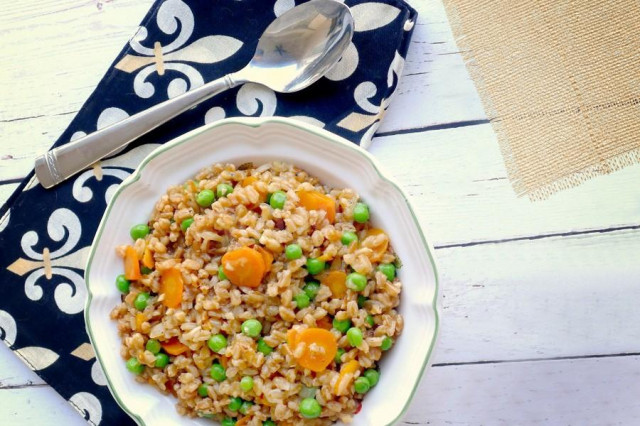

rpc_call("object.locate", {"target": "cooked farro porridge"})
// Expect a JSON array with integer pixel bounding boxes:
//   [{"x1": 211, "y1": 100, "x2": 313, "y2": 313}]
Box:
[{"x1": 110, "y1": 162, "x2": 403, "y2": 425}]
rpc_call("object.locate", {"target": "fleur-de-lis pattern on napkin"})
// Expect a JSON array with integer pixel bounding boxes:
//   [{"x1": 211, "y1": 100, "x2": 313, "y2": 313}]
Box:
[{"x1": 0, "y1": 0, "x2": 416, "y2": 424}]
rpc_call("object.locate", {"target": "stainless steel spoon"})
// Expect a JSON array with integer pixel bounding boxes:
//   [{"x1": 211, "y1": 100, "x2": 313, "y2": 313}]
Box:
[{"x1": 35, "y1": 0, "x2": 354, "y2": 189}]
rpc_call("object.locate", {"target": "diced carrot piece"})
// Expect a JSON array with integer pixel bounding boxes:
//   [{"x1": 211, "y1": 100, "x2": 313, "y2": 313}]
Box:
[
  {"x1": 255, "y1": 246, "x2": 274, "y2": 273},
  {"x1": 135, "y1": 313, "x2": 146, "y2": 331},
  {"x1": 142, "y1": 246, "x2": 154, "y2": 269},
  {"x1": 242, "y1": 176, "x2": 258, "y2": 186},
  {"x1": 241, "y1": 176, "x2": 268, "y2": 203},
  {"x1": 298, "y1": 190, "x2": 336, "y2": 223},
  {"x1": 361, "y1": 228, "x2": 389, "y2": 262},
  {"x1": 321, "y1": 270, "x2": 347, "y2": 298},
  {"x1": 316, "y1": 316, "x2": 332, "y2": 330},
  {"x1": 160, "y1": 268, "x2": 184, "y2": 308},
  {"x1": 161, "y1": 337, "x2": 189, "y2": 355},
  {"x1": 124, "y1": 246, "x2": 141, "y2": 280},
  {"x1": 236, "y1": 417, "x2": 250, "y2": 426},
  {"x1": 221, "y1": 247, "x2": 266, "y2": 288},
  {"x1": 292, "y1": 328, "x2": 337, "y2": 372},
  {"x1": 334, "y1": 360, "x2": 360, "y2": 395}
]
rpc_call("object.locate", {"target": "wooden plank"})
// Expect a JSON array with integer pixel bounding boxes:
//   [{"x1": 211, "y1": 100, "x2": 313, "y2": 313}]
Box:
[
  {"x1": 403, "y1": 355, "x2": 640, "y2": 425},
  {"x1": 433, "y1": 229, "x2": 640, "y2": 363},
  {"x1": 2, "y1": 355, "x2": 639, "y2": 425},
  {"x1": 0, "y1": 343, "x2": 45, "y2": 388},
  {"x1": 0, "y1": 387, "x2": 85, "y2": 426},
  {"x1": 369, "y1": 124, "x2": 640, "y2": 245},
  {"x1": 5, "y1": 120, "x2": 640, "y2": 246},
  {"x1": 0, "y1": 183, "x2": 19, "y2": 206},
  {"x1": 0, "y1": 0, "x2": 485, "y2": 181}
]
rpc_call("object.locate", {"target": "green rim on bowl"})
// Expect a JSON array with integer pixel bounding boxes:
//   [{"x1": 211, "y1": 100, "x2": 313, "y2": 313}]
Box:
[{"x1": 84, "y1": 117, "x2": 440, "y2": 426}]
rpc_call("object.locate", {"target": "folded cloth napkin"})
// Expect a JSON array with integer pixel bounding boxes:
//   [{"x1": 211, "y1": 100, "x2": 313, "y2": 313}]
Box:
[{"x1": 0, "y1": 0, "x2": 416, "y2": 424}]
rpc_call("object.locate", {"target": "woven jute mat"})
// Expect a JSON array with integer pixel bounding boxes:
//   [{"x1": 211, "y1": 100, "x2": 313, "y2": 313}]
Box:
[{"x1": 443, "y1": 0, "x2": 640, "y2": 199}]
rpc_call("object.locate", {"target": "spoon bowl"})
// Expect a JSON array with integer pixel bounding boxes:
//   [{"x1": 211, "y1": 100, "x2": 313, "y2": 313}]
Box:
[
  {"x1": 34, "y1": 0, "x2": 354, "y2": 189},
  {"x1": 237, "y1": 0, "x2": 354, "y2": 92}
]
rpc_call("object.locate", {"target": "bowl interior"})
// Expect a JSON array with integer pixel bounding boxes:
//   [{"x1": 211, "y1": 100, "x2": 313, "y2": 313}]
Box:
[{"x1": 85, "y1": 117, "x2": 439, "y2": 426}]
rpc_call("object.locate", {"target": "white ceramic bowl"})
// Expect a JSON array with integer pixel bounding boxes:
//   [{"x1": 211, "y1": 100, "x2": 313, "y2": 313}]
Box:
[{"x1": 85, "y1": 117, "x2": 439, "y2": 426}]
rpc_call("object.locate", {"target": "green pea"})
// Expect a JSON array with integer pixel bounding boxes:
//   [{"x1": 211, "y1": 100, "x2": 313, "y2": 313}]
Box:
[
  {"x1": 353, "y1": 203, "x2": 369, "y2": 223},
  {"x1": 228, "y1": 396, "x2": 243, "y2": 411},
  {"x1": 306, "y1": 258, "x2": 325, "y2": 275},
  {"x1": 257, "y1": 338, "x2": 273, "y2": 356},
  {"x1": 196, "y1": 189, "x2": 215, "y2": 207},
  {"x1": 198, "y1": 383, "x2": 209, "y2": 397},
  {"x1": 115, "y1": 274, "x2": 130, "y2": 293},
  {"x1": 145, "y1": 339, "x2": 161, "y2": 355},
  {"x1": 130, "y1": 224, "x2": 150, "y2": 240},
  {"x1": 365, "y1": 315, "x2": 375, "y2": 327},
  {"x1": 303, "y1": 281, "x2": 320, "y2": 300},
  {"x1": 294, "y1": 292, "x2": 310, "y2": 309},
  {"x1": 334, "y1": 348, "x2": 345, "y2": 364},
  {"x1": 218, "y1": 265, "x2": 227, "y2": 280},
  {"x1": 266, "y1": 193, "x2": 273, "y2": 204},
  {"x1": 381, "y1": 336, "x2": 394, "y2": 351},
  {"x1": 241, "y1": 319, "x2": 262, "y2": 338},
  {"x1": 341, "y1": 231, "x2": 358, "y2": 246},
  {"x1": 299, "y1": 398, "x2": 322, "y2": 419},
  {"x1": 140, "y1": 266, "x2": 153, "y2": 275},
  {"x1": 240, "y1": 375, "x2": 254, "y2": 392},
  {"x1": 347, "y1": 327, "x2": 363, "y2": 347},
  {"x1": 357, "y1": 295, "x2": 368, "y2": 308},
  {"x1": 181, "y1": 217, "x2": 194, "y2": 231},
  {"x1": 221, "y1": 418, "x2": 236, "y2": 426},
  {"x1": 332, "y1": 318, "x2": 351, "y2": 334},
  {"x1": 285, "y1": 244, "x2": 302, "y2": 260},
  {"x1": 263, "y1": 420, "x2": 276, "y2": 426},
  {"x1": 154, "y1": 353, "x2": 170, "y2": 368},
  {"x1": 354, "y1": 377, "x2": 371, "y2": 394},
  {"x1": 125, "y1": 357, "x2": 144, "y2": 375},
  {"x1": 378, "y1": 263, "x2": 396, "y2": 281},
  {"x1": 207, "y1": 334, "x2": 227, "y2": 353},
  {"x1": 216, "y1": 183, "x2": 233, "y2": 199},
  {"x1": 239, "y1": 400, "x2": 254, "y2": 415},
  {"x1": 364, "y1": 369, "x2": 380, "y2": 387},
  {"x1": 134, "y1": 292, "x2": 150, "y2": 311},
  {"x1": 346, "y1": 272, "x2": 367, "y2": 292},
  {"x1": 210, "y1": 363, "x2": 226, "y2": 382},
  {"x1": 269, "y1": 190, "x2": 287, "y2": 209}
]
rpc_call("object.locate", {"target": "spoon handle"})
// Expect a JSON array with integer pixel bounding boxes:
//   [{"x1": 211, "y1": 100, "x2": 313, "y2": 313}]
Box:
[{"x1": 35, "y1": 73, "x2": 239, "y2": 189}]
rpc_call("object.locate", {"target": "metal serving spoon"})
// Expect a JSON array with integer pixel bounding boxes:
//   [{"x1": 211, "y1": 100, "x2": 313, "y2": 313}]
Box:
[{"x1": 35, "y1": 0, "x2": 354, "y2": 189}]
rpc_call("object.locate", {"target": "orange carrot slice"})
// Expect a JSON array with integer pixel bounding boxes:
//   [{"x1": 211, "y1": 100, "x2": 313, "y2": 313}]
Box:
[
  {"x1": 292, "y1": 328, "x2": 337, "y2": 372},
  {"x1": 334, "y1": 360, "x2": 360, "y2": 395},
  {"x1": 361, "y1": 228, "x2": 388, "y2": 262},
  {"x1": 298, "y1": 190, "x2": 336, "y2": 223},
  {"x1": 255, "y1": 246, "x2": 274, "y2": 273},
  {"x1": 142, "y1": 246, "x2": 154, "y2": 269},
  {"x1": 160, "y1": 268, "x2": 184, "y2": 308},
  {"x1": 124, "y1": 246, "x2": 141, "y2": 280},
  {"x1": 221, "y1": 247, "x2": 266, "y2": 288},
  {"x1": 161, "y1": 337, "x2": 189, "y2": 355},
  {"x1": 321, "y1": 270, "x2": 347, "y2": 298}
]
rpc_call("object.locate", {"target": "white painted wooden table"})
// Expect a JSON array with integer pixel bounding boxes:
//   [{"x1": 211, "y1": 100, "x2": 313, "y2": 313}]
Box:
[{"x1": 2, "y1": 1, "x2": 640, "y2": 425}]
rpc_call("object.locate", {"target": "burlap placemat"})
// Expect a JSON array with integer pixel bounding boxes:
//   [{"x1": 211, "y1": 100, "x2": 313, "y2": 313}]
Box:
[{"x1": 443, "y1": 0, "x2": 640, "y2": 199}]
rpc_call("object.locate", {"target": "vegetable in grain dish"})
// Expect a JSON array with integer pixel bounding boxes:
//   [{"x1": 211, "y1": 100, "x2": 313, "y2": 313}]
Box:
[{"x1": 110, "y1": 162, "x2": 403, "y2": 425}]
